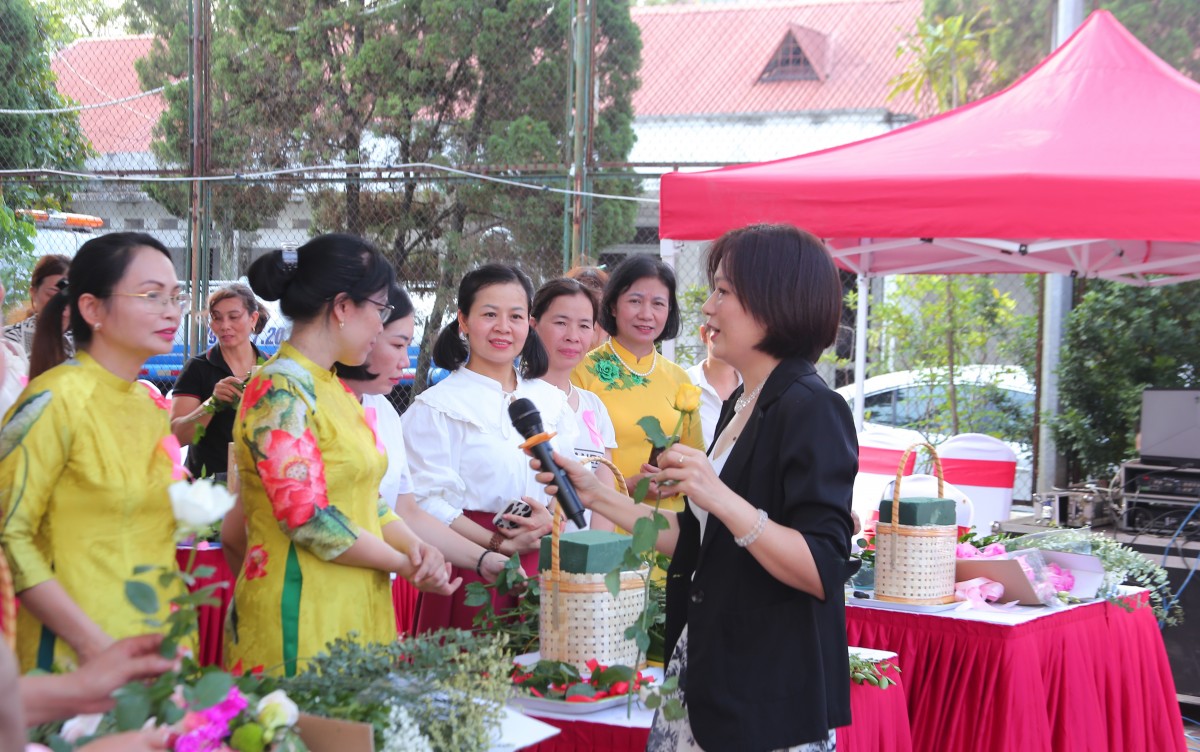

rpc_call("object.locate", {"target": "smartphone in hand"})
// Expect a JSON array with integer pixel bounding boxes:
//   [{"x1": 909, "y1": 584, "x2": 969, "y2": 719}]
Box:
[{"x1": 493, "y1": 499, "x2": 533, "y2": 530}]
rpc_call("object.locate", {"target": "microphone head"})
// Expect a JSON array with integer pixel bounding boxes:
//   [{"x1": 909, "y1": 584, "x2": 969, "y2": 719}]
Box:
[{"x1": 508, "y1": 397, "x2": 544, "y2": 439}]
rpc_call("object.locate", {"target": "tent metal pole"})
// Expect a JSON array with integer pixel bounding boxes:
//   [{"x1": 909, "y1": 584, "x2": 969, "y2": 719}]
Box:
[{"x1": 854, "y1": 273, "x2": 868, "y2": 431}]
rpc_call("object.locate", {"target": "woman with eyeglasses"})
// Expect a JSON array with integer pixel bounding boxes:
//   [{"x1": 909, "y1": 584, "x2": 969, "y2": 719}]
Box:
[
  {"x1": 0, "y1": 232, "x2": 191, "y2": 672},
  {"x1": 170, "y1": 284, "x2": 269, "y2": 478},
  {"x1": 227, "y1": 234, "x2": 458, "y2": 676}
]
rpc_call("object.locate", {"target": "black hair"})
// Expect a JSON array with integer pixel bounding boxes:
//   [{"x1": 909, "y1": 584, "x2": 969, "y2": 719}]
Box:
[
  {"x1": 598, "y1": 254, "x2": 681, "y2": 343},
  {"x1": 337, "y1": 283, "x2": 416, "y2": 382},
  {"x1": 532, "y1": 277, "x2": 599, "y2": 322},
  {"x1": 30, "y1": 232, "x2": 172, "y2": 379},
  {"x1": 432, "y1": 263, "x2": 548, "y2": 379},
  {"x1": 705, "y1": 223, "x2": 842, "y2": 362},
  {"x1": 246, "y1": 233, "x2": 394, "y2": 324}
]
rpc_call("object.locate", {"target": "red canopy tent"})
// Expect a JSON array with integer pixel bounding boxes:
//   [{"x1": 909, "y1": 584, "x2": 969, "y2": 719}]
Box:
[{"x1": 660, "y1": 10, "x2": 1200, "y2": 286}]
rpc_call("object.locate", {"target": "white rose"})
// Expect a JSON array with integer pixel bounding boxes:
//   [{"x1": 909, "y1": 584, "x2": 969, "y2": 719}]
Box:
[
  {"x1": 169, "y1": 478, "x2": 235, "y2": 533},
  {"x1": 256, "y1": 689, "x2": 301, "y2": 730},
  {"x1": 60, "y1": 713, "x2": 103, "y2": 742}
]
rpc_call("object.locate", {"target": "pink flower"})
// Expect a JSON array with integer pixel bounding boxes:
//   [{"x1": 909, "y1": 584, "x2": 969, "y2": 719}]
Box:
[
  {"x1": 255, "y1": 429, "x2": 328, "y2": 528},
  {"x1": 956, "y1": 543, "x2": 980, "y2": 559},
  {"x1": 244, "y1": 545, "x2": 269, "y2": 580},
  {"x1": 1047, "y1": 562, "x2": 1076, "y2": 593},
  {"x1": 239, "y1": 376, "x2": 272, "y2": 418},
  {"x1": 980, "y1": 543, "x2": 1008, "y2": 558}
]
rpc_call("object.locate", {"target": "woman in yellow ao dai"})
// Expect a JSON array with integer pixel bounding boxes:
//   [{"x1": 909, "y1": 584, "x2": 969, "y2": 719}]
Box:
[{"x1": 0, "y1": 233, "x2": 187, "y2": 672}]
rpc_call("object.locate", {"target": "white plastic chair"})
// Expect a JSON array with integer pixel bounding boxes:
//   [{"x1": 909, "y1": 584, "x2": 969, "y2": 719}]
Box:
[
  {"x1": 852, "y1": 424, "x2": 926, "y2": 523},
  {"x1": 936, "y1": 433, "x2": 1018, "y2": 534}
]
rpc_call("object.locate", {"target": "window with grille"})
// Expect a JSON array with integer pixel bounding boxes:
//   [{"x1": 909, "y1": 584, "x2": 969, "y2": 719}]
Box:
[{"x1": 760, "y1": 33, "x2": 819, "y2": 82}]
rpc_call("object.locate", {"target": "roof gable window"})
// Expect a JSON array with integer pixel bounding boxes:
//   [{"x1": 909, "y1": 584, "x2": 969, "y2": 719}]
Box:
[{"x1": 761, "y1": 33, "x2": 818, "y2": 81}]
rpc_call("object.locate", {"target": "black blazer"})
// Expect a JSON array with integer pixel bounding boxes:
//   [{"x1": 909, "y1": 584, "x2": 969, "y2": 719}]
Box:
[{"x1": 664, "y1": 357, "x2": 858, "y2": 751}]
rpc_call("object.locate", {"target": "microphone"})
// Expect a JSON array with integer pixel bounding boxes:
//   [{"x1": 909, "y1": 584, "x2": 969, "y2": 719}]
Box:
[{"x1": 508, "y1": 397, "x2": 587, "y2": 529}]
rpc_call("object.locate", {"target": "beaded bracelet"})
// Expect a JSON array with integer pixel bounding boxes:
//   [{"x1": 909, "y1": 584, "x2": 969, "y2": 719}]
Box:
[
  {"x1": 487, "y1": 531, "x2": 505, "y2": 553},
  {"x1": 475, "y1": 550, "x2": 489, "y2": 577},
  {"x1": 734, "y1": 508, "x2": 769, "y2": 548}
]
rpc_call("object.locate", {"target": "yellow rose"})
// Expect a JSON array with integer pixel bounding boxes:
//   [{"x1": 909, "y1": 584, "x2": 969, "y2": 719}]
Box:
[{"x1": 674, "y1": 383, "x2": 702, "y2": 414}]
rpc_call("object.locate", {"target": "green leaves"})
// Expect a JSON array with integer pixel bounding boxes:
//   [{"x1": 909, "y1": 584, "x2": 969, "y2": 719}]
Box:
[
  {"x1": 125, "y1": 581, "x2": 160, "y2": 615},
  {"x1": 188, "y1": 671, "x2": 236, "y2": 710},
  {"x1": 636, "y1": 416, "x2": 671, "y2": 449}
]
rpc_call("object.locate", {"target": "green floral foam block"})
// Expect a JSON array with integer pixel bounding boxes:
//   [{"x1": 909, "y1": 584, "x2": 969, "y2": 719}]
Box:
[
  {"x1": 877, "y1": 497, "x2": 957, "y2": 526},
  {"x1": 539, "y1": 530, "x2": 633, "y2": 574}
]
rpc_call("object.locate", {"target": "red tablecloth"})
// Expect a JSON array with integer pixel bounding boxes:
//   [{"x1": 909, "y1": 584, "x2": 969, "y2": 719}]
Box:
[
  {"x1": 521, "y1": 663, "x2": 910, "y2": 752},
  {"x1": 176, "y1": 545, "x2": 235, "y2": 668},
  {"x1": 846, "y1": 594, "x2": 1186, "y2": 752}
]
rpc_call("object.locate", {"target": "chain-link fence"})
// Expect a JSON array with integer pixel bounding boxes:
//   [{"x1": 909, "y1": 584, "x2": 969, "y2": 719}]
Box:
[{"x1": 3, "y1": 0, "x2": 1198, "y2": 422}]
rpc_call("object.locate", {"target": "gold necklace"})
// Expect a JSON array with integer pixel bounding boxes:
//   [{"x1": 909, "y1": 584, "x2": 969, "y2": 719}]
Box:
[{"x1": 606, "y1": 339, "x2": 657, "y2": 379}]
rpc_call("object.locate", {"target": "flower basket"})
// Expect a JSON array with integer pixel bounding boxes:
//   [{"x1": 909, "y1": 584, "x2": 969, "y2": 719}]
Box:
[
  {"x1": 0, "y1": 544, "x2": 14, "y2": 650},
  {"x1": 539, "y1": 457, "x2": 647, "y2": 672},
  {"x1": 874, "y1": 443, "x2": 958, "y2": 605}
]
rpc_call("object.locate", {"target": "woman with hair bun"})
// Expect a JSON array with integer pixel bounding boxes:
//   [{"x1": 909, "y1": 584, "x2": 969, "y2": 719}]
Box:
[
  {"x1": 402, "y1": 263, "x2": 577, "y2": 633},
  {"x1": 0, "y1": 232, "x2": 187, "y2": 672},
  {"x1": 227, "y1": 234, "x2": 458, "y2": 676}
]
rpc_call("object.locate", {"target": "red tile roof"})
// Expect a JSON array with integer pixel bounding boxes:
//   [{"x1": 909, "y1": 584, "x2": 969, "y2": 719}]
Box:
[
  {"x1": 51, "y1": 35, "x2": 161, "y2": 156},
  {"x1": 630, "y1": 0, "x2": 923, "y2": 117},
  {"x1": 54, "y1": 1, "x2": 922, "y2": 156}
]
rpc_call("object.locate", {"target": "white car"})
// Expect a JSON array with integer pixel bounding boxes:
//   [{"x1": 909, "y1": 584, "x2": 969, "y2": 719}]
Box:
[{"x1": 835, "y1": 365, "x2": 1034, "y2": 501}]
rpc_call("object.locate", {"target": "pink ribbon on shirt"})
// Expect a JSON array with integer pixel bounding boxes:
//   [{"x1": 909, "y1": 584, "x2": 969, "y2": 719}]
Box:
[
  {"x1": 363, "y1": 406, "x2": 387, "y2": 455},
  {"x1": 581, "y1": 409, "x2": 604, "y2": 449}
]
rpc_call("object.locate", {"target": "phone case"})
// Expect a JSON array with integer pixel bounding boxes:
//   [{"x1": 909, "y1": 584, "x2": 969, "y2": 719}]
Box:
[{"x1": 493, "y1": 499, "x2": 532, "y2": 530}]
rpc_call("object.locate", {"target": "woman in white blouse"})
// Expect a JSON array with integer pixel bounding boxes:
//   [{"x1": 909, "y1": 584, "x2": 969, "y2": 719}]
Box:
[
  {"x1": 402, "y1": 263, "x2": 577, "y2": 632},
  {"x1": 339, "y1": 283, "x2": 513, "y2": 634},
  {"x1": 531, "y1": 277, "x2": 618, "y2": 531}
]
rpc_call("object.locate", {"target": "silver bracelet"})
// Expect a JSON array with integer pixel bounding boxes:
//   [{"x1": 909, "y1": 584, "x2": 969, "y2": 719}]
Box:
[{"x1": 734, "y1": 508, "x2": 769, "y2": 548}]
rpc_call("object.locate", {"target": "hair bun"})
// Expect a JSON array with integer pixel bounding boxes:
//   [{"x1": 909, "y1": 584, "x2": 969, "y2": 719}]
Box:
[{"x1": 246, "y1": 248, "x2": 297, "y2": 302}]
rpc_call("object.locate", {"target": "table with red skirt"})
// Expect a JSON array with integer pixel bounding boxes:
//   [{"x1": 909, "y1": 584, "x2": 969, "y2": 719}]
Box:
[
  {"x1": 846, "y1": 590, "x2": 1187, "y2": 752},
  {"x1": 519, "y1": 652, "x2": 911, "y2": 752}
]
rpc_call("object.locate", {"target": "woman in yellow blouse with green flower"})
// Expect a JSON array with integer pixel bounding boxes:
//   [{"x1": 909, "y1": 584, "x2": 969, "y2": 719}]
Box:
[
  {"x1": 572, "y1": 255, "x2": 705, "y2": 512},
  {"x1": 226, "y1": 234, "x2": 458, "y2": 677},
  {"x1": 0, "y1": 232, "x2": 188, "y2": 673}
]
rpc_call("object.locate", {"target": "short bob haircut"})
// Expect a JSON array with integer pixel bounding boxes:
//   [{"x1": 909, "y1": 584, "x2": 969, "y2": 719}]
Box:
[
  {"x1": 337, "y1": 283, "x2": 416, "y2": 382},
  {"x1": 598, "y1": 254, "x2": 681, "y2": 343},
  {"x1": 705, "y1": 223, "x2": 842, "y2": 363}
]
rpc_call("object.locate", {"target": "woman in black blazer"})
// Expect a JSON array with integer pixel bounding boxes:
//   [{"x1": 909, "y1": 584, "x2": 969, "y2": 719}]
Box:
[{"x1": 532, "y1": 224, "x2": 857, "y2": 751}]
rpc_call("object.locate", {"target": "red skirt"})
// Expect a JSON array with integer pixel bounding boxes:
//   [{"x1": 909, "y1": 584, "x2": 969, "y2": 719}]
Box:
[
  {"x1": 412, "y1": 510, "x2": 540, "y2": 634},
  {"x1": 392, "y1": 575, "x2": 418, "y2": 636}
]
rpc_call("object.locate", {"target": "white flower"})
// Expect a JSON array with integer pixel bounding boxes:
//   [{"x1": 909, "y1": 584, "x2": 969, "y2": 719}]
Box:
[
  {"x1": 381, "y1": 705, "x2": 433, "y2": 752},
  {"x1": 169, "y1": 478, "x2": 235, "y2": 534},
  {"x1": 60, "y1": 713, "x2": 103, "y2": 742},
  {"x1": 256, "y1": 689, "x2": 301, "y2": 731}
]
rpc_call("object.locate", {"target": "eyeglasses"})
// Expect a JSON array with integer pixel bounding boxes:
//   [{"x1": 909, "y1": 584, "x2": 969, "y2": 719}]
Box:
[
  {"x1": 367, "y1": 298, "x2": 394, "y2": 323},
  {"x1": 112, "y1": 291, "x2": 193, "y2": 312}
]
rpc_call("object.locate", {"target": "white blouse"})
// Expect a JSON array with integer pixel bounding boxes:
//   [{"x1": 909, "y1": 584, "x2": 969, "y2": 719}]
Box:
[
  {"x1": 401, "y1": 367, "x2": 579, "y2": 526},
  {"x1": 686, "y1": 361, "x2": 741, "y2": 451},
  {"x1": 362, "y1": 392, "x2": 413, "y2": 511}
]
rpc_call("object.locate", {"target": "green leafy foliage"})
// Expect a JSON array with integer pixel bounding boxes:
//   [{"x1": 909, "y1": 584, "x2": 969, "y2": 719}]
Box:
[
  {"x1": 1051, "y1": 280, "x2": 1200, "y2": 479},
  {"x1": 464, "y1": 554, "x2": 542, "y2": 656},
  {"x1": 280, "y1": 631, "x2": 512, "y2": 752},
  {"x1": 849, "y1": 655, "x2": 900, "y2": 689}
]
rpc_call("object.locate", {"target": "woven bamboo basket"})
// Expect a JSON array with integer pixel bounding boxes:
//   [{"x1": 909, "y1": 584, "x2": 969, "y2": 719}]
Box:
[
  {"x1": 0, "y1": 545, "x2": 15, "y2": 650},
  {"x1": 874, "y1": 442, "x2": 958, "y2": 605},
  {"x1": 539, "y1": 456, "x2": 647, "y2": 671}
]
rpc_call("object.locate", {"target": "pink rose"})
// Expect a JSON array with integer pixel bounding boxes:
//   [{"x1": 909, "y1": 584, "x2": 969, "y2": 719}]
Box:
[
  {"x1": 980, "y1": 543, "x2": 1008, "y2": 558},
  {"x1": 956, "y1": 543, "x2": 980, "y2": 559}
]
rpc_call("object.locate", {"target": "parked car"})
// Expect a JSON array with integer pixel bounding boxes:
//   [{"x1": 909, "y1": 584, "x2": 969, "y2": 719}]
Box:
[{"x1": 835, "y1": 364, "x2": 1035, "y2": 500}]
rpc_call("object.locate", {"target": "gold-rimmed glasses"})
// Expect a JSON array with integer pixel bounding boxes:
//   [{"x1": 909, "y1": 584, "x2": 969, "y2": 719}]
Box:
[{"x1": 112, "y1": 291, "x2": 193, "y2": 312}]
